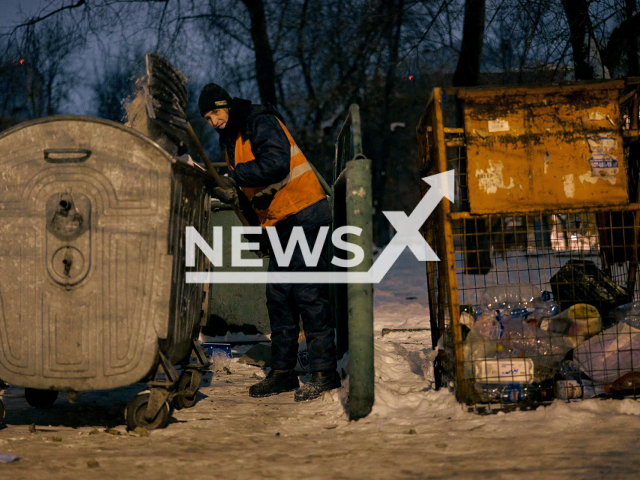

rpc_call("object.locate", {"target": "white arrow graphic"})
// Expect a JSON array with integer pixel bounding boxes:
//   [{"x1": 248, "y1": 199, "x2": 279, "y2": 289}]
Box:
[
  {"x1": 368, "y1": 169, "x2": 455, "y2": 283},
  {"x1": 186, "y1": 170, "x2": 454, "y2": 284}
]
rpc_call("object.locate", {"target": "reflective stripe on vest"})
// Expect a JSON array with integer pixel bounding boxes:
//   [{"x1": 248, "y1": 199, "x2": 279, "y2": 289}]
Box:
[
  {"x1": 250, "y1": 158, "x2": 311, "y2": 202},
  {"x1": 226, "y1": 118, "x2": 326, "y2": 227}
]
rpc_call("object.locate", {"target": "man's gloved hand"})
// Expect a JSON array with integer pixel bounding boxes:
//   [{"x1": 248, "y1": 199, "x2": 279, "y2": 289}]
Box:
[{"x1": 212, "y1": 175, "x2": 239, "y2": 205}]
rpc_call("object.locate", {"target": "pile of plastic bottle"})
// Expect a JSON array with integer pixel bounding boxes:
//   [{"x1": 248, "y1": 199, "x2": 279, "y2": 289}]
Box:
[{"x1": 461, "y1": 284, "x2": 628, "y2": 404}]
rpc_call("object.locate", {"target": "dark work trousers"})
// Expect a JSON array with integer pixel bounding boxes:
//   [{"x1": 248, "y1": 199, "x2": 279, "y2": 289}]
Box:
[{"x1": 266, "y1": 222, "x2": 337, "y2": 372}]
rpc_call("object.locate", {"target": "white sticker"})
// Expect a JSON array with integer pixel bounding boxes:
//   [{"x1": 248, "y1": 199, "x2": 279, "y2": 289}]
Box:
[
  {"x1": 563, "y1": 174, "x2": 575, "y2": 198},
  {"x1": 488, "y1": 119, "x2": 509, "y2": 133},
  {"x1": 587, "y1": 133, "x2": 617, "y2": 152},
  {"x1": 476, "y1": 160, "x2": 515, "y2": 194},
  {"x1": 600, "y1": 138, "x2": 617, "y2": 150},
  {"x1": 579, "y1": 171, "x2": 598, "y2": 185},
  {"x1": 473, "y1": 129, "x2": 488, "y2": 138},
  {"x1": 589, "y1": 153, "x2": 618, "y2": 178},
  {"x1": 589, "y1": 111, "x2": 606, "y2": 121},
  {"x1": 586, "y1": 132, "x2": 619, "y2": 181}
]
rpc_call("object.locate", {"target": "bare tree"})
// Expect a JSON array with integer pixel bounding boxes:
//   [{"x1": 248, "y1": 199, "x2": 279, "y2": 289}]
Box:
[
  {"x1": 561, "y1": 0, "x2": 600, "y2": 80},
  {"x1": 240, "y1": 0, "x2": 278, "y2": 106},
  {"x1": 8, "y1": 0, "x2": 640, "y2": 245},
  {"x1": 453, "y1": 0, "x2": 485, "y2": 86},
  {"x1": 1, "y1": 12, "x2": 85, "y2": 119}
]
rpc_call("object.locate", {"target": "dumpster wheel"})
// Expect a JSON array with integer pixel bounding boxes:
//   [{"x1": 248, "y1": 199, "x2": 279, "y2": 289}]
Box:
[
  {"x1": 125, "y1": 392, "x2": 170, "y2": 430},
  {"x1": 25, "y1": 388, "x2": 59, "y2": 408},
  {"x1": 174, "y1": 369, "x2": 202, "y2": 410}
]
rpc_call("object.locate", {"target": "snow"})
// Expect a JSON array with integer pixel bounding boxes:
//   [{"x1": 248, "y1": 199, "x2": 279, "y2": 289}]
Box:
[
  {"x1": 3, "y1": 249, "x2": 640, "y2": 478},
  {"x1": 326, "y1": 249, "x2": 640, "y2": 476}
]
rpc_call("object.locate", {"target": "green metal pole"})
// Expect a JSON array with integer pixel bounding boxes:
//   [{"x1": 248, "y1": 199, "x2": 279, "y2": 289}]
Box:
[
  {"x1": 345, "y1": 157, "x2": 374, "y2": 420},
  {"x1": 332, "y1": 103, "x2": 374, "y2": 420},
  {"x1": 348, "y1": 104, "x2": 364, "y2": 158}
]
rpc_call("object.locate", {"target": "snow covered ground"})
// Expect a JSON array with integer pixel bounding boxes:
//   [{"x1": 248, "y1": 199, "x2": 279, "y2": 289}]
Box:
[
  {"x1": 332, "y1": 250, "x2": 640, "y2": 478},
  {"x1": 1, "y1": 250, "x2": 640, "y2": 478}
]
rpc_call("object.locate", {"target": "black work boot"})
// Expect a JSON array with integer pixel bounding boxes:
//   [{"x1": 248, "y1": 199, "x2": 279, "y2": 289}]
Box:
[
  {"x1": 294, "y1": 370, "x2": 341, "y2": 402},
  {"x1": 249, "y1": 369, "x2": 299, "y2": 398}
]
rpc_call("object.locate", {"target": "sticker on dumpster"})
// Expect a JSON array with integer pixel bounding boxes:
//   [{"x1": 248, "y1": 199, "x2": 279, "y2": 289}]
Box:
[
  {"x1": 587, "y1": 134, "x2": 617, "y2": 152},
  {"x1": 586, "y1": 133, "x2": 619, "y2": 181},
  {"x1": 487, "y1": 119, "x2": 509, "y2": 132},
  {"x1": 563, "y1": 174, "x2": 575, "y2": 198},
  {"x1": 579, "y1": 171, "x2": 598, "y2": 185},
  {"x1": 476, "y1": 160, "x2": 515, "y2": 194},
  {"x1": 589, "y1": 153, "x2": 618, "y2": 178}
]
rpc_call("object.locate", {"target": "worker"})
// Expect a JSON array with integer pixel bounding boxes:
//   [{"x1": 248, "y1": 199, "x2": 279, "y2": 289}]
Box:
[{"x1": 198, "y1": 83, "x2": 341, "y2": 401}]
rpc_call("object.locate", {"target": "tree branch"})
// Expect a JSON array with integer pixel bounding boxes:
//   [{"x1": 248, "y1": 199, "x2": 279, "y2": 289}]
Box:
[{"x1": 18, "y1": 0, "x2": 87, "y2": 29}]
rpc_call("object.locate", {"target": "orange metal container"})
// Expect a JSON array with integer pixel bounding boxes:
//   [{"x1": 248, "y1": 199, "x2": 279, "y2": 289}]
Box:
[{"x1": 459, "y1": 80, "x2": 628, "y2": 214}]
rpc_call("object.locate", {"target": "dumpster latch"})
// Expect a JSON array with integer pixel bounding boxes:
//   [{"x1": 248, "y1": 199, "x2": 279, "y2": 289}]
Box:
[
  {"x1": 47, "y1": 192, "x2": 88, "y2": 241},
  {"x1": 45, "y1": 191, "x2": 92, "y2": 288}
]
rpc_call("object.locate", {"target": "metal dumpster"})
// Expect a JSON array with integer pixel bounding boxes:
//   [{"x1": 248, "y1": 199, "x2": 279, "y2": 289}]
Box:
[
  {"x1": 418, "y1": 79, "x2": 640, "y2": 412},
  {"x1": 0, "y1": 115, "x2": 211, "y2": 429},
  {"x1": 207, "y1": 199, "x2": 270, "y2": 336}
]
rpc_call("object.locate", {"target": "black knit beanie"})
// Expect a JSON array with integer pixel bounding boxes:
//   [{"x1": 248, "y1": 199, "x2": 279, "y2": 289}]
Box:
[{"x1": 198, "y1": 83, "x2": 232, "y2": 117}]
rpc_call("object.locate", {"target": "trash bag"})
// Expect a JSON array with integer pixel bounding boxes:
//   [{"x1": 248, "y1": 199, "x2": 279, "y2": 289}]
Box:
[
  {"x1": 573, "y1": 323, "x2": 640, "y2": 383},
  {"x1": 549, "y1": 260, "x2": 632, "y2": 318}
]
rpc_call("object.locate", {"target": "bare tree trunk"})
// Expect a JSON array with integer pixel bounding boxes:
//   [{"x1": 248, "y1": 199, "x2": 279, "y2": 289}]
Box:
[
  {"x1": 626, "y1": 0, "x2": 639, "y2": 76},
  {"x1": 452, "y1": 0, "x2": 485, "y2": 87},
  {"x1": 375, "y1": 0, "x2": 404, "y2": 245},
  {"x1": 240, "y1": 0, "x2": 278, "y2": 106},
  {"x1": 453, "y1": 0, "x2": 491, "y2": 273},
  {"x1": 561, "y1": 0, "x2": 595, "y2": 80}
]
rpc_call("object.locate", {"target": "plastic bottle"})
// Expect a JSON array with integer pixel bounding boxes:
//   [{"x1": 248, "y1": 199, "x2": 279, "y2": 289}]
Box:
[
  {"x1": 476, "y1": 382, "x2": 541, "y2": 404},
  {"x1": 554, "y1": 360, "x2": 607, "y2": 400},
  {"x1": 528, "y1": 291, "x2": 560, "y2": 323},
  {"x1": 481, "y1": 284, "x2": 555, "y2": 323},
  {"x1": 482, "y1": 283, "x2": 537, "y2": 309},
  {"x1": 463, "y1": 316, "x2": 503, "y2": 379},
  {"x1": 545, "y1": 304, "x2": 602, "y2": 347},
  {"x1": 613, "y1": 301, "x2": 640, "y2": 329},
  {"x1": 555, "y1": 379, "x2": 607, "y2": 400},
  {"x1": 499, "y1": 319, "x2": 574, "y2": 380}
]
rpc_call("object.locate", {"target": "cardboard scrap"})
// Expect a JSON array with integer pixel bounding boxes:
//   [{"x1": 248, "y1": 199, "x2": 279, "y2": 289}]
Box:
[{"x1": 238, "y1": 344, "x2": 271, "y2": 368}]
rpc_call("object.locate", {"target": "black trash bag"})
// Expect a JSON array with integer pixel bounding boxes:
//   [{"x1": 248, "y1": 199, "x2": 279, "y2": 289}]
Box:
[{"x1": 549, "y1": 260, "x2": 632, "y2": 322}]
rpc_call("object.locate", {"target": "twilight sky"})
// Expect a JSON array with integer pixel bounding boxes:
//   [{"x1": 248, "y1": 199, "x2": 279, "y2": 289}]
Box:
[{"x1": 1, "y1": 0, "x2": 51, "y2": 30}]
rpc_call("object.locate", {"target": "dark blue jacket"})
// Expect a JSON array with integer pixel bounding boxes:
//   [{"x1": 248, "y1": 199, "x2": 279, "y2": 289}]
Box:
[{"x1": 219, "y1": 98, "x2": 331, "y2": 231}]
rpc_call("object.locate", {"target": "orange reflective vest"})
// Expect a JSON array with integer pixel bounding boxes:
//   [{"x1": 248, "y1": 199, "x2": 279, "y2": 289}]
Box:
[{"x1": 225, "y1": 119, "x2": 327, "y2": 227}]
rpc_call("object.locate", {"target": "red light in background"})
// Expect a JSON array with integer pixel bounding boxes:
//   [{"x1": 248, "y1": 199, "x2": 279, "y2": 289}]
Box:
[
  {"x1": 19, "y1": 59, "x2": 25, "y2": 65},
  {"x1": 408, "y1": 75, "x2": 414, "y2": 80}
]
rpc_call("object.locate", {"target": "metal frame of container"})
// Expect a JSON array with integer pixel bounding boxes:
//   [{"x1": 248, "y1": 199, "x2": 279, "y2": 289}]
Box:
[{"x1": 418, "y1": 80, "x2": 640, "y2": 410}]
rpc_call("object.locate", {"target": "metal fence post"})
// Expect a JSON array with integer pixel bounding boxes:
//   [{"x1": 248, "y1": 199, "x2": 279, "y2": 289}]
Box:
[{"x1": 334, "y1": 104, "x2": 374, "y2": 420}]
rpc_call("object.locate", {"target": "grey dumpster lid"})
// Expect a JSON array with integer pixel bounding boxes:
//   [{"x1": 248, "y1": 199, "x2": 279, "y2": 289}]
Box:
[{"x1": 0, "y1": 114, "x2": 176, "y2": 163}]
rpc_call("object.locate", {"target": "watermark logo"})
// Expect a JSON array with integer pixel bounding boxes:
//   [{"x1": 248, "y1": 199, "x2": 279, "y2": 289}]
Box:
[{"x1": 186, "y1": 170, "x2": 454, "y2": 284}]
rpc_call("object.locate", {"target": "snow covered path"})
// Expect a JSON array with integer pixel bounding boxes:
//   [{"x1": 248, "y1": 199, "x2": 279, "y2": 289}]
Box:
[{"x1": 1, "y1": 251, "x2": 640, "y2": 478}]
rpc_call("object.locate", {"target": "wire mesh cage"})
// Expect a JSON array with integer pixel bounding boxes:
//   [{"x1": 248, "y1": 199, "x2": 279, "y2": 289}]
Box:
[{"x1": 419, "y1": 80, "x2": 640, "y2": 412}]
